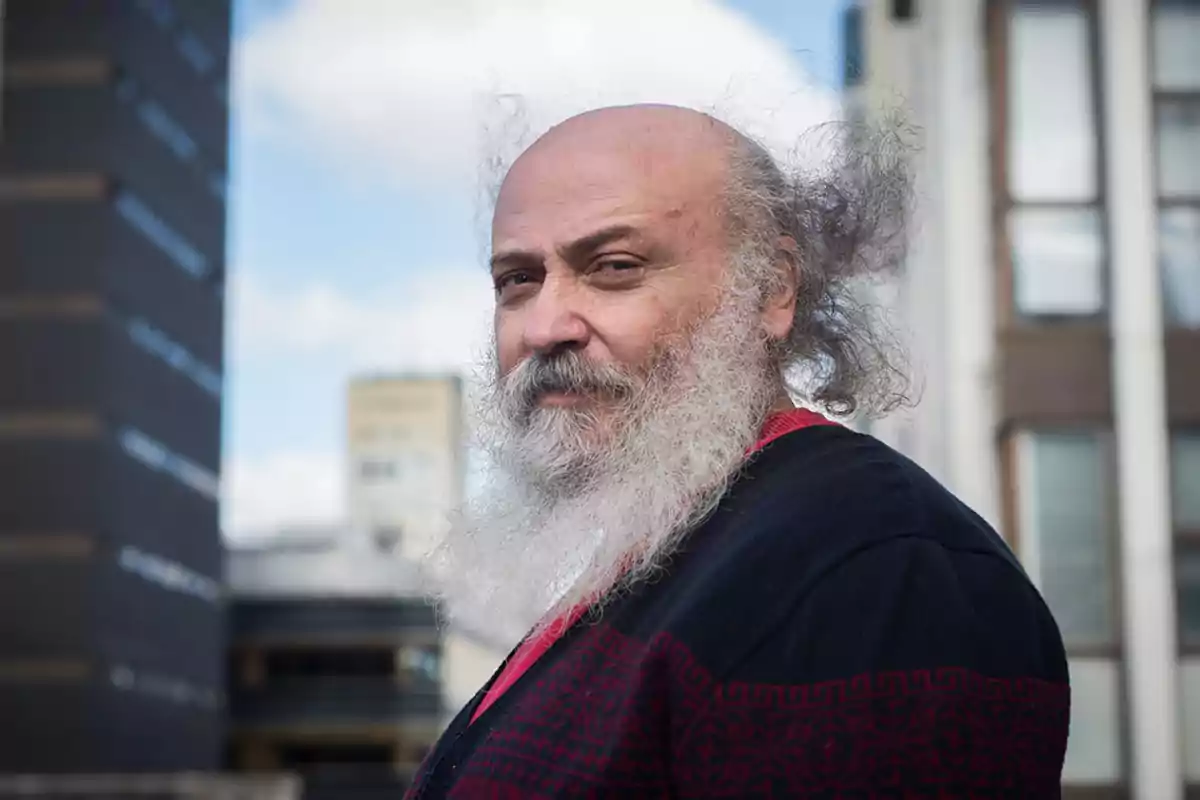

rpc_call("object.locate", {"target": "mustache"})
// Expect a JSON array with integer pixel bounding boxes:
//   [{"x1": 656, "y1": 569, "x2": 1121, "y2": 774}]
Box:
[{"x1": 500, "y1": 350, "x2": 640, "y2": 420}]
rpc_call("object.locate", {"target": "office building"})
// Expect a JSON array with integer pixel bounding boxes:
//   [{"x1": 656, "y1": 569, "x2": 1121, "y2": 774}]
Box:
[
  {"x1": 846, "y1": 1, "x2": 1199, "y2": 797},
  {"x1": 347, "y1": 375, "x2": 464, "y2": 564},
  {"x1": 0, "y1": 0, "x2": 230, "y2": 772},
  {"x1": 225, "y1": 528, "x2": 442, "y2": 800}
]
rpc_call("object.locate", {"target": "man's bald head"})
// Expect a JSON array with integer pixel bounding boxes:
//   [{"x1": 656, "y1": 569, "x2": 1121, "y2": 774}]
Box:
[
  {"x1": 503, "y1": 104, "x2": 740, "y2": 197},
  {"x1": 515, "y1": 103, "x2": 741, "y2": 161},
  {"x1": 496, "y1": 105, "x2": 756, "y2": 250}
]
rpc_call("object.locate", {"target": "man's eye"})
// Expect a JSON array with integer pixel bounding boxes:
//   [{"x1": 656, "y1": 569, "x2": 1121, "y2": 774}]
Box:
[
  {"x1": 593, "y1": 259, "x2": 644, "y2": 277},
  {"x1": 495, "y1": 271, "x2": 536, "y2": 293}
]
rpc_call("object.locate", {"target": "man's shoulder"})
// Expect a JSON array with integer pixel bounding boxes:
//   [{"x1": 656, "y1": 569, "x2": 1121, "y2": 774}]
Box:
[
  {"x1": 735, "y1": 424, "x2": 1021, "y2": 573},
  {"x1": 641, "y1": 425, "x2": 1060, "y2": 680}
]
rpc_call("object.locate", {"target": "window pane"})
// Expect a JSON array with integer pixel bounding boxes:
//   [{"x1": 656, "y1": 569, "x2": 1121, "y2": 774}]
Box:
[
  {"x1": 1178, "y1": 548, "x2": 1200, "y2": 648},
  {"x1": 1154, "y1": 1, "x2": 1200, "y2": 90},
  {"x1": 1174, "y1": 433, "x2": 1200, "y2": 531},
  {"x1": 1008, "y1": 4, "x2": 1098, "y2": 201},
  {"x1": 113, "y1": 191, "x2": 209, "y2": 279},
  {"x1": 1011, "y1": 207, "x2": 1105, "y2": 317},
  {"x1": 1021, "y1": 432, "x2": 1114, "y2": 648},
  {"x1": 1182, "y1": 658, "x2": 1200, "y2": 781},
  {"x1": 1062, "y1": 659, "x2": 1124, "y2": 782},
  {"x1": 1157, "y1": 99, "x2": 1200, "y2": 199},
  {"x1": 1162, "y1": 207, "x2": 1200, "y2": 327}
]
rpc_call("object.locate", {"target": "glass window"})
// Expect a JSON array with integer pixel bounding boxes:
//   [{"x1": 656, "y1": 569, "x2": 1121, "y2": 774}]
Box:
[
  {"x1": 841, "y1": 5, "x2": 864, "y2": 88},
  {"x1": 127, "y1": 317, "x2": 222, "y2": 398},
  {"x1": 1174, "y1": 432, "x2": 1200, "y2": 531},
  {"x1": 1019, "y1": 431, "x2": 1115, "y2": 648},
  {"x1": 136, "y1": 100, "x2": 198, "y2": 163},
  {"x1": 117, "y1": 545, "x2": 221, "y2": 604},
  {"x1": 175, "y1": 459, "x2": 220, "y2": 499},
  {"x1": 1011, "y1": 207, "x2": 1105, "y2": 317},
  {"x1": 1177, "y1": 545, "x2": 1200, "y2": 648},
  {"x1": 1153, "y1": 0, "x2": 1200, "y2": 91},
  {"x1": 114, "y1": 190, "x2": 209, "y2": 279},
  {"x1": 208, "y1": 172, "x2": 227, "y2": 201},
  {"x1": 137, "y1": 0, "x2": 175, "y2": 28},
  {"x1": 1162, "y1": 208, "x2": 1200, "y2": 327},
  {"x1": 1157, "y1": 99, "x2": 1200, "y2": 199},
  {"x1": 118, "y1": 426, "x2": 219, "y2": 501},
  {"x1": 176, "y1": 32, "x2": 216, "y2": 75},
  {"x1": 1008, "y1": 3, "x2": 1098, "y2": 202},
  {"x1": 118, "y1": 427, "x2": 170, "y2": 470}
]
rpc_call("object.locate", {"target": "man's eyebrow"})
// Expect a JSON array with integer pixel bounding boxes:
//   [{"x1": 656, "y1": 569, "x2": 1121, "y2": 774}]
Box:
[
  {"x1": 557, "y1": 224, "x2": 640, "y2": 264},
  {"x1": 490, "y1": 223, "x2": 642, "y2": 272}
]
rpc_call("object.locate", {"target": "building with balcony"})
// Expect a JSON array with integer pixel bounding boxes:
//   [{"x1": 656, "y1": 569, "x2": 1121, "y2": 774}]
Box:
[
  {"x1": 225, "y1": 529, "x2": 443, "y2": 800},
  {"x1": 0, "y1": 0, "x2": 230, "y2": 772},
  {"x1": 846, "y1": 1, "x2": 1200, "y2": 798}
]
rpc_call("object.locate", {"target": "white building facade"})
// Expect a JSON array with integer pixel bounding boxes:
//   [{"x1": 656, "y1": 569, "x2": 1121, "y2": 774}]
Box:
[
  {"x1": 847, "y1": 1, "x2": 1200, "y2": 798},
  {"x1": 346, "y1": 374, "x2": 465, "y2": 563},
  {"x1": 344, "y1": 374, "x2": 509, "y2": 720}
]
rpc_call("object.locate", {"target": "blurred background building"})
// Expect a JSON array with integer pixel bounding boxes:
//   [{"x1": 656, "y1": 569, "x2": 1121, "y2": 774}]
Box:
[
  {"x1": 225, "y1": 526, "x2": 441, "y2": 800},
  {"x1": 0, "y1": 0, "x2": 233, "y2": 779},
  {"x1": 344, "y1": 374, "x2": 507, "y2": 727},
  {"x1": 847, "y1": 0, "x2": 1199, "y2": 798},
  {"x1": 222, "y1": 373, "x2": 506, "y2": 798},
  {"x1": 346, "y1": 375, "x2": 464, "y2": 564}
]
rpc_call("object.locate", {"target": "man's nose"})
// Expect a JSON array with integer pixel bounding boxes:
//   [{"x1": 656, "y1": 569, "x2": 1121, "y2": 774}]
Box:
[{"x1": 522, "y1": 275, "x2": 589, "y2": 354}]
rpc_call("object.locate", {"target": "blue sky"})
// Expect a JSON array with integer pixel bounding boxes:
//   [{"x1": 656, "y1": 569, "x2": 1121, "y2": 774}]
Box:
[{"x1": 223, "y1": 0, "x2": 850, "y2": 536}]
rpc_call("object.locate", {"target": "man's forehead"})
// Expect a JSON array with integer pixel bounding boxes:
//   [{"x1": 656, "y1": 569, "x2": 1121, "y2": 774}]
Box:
[{"x1": 492, "y1": 106, "x2": 735, "y2": 241}]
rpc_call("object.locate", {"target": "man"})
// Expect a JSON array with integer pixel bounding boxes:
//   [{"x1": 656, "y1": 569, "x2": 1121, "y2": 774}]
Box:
[{"x1": 410, "y1": 105, "x2": 1069, "y2": 798}]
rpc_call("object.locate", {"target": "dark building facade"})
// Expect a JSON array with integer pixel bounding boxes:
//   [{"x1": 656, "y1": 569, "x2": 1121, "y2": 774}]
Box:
[
  {"x1": 226, "y1": 537, "x2": 444, "y2": 800},
  {"x1": 0, "y1": 0, "x2": 230, "y2": 772}
]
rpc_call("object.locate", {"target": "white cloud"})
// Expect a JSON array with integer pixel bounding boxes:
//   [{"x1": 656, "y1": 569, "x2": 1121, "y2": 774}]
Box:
[
  {"x1": 235, "y1": 0, "x2": 840, "y2": 189},
  {"x1": 222, "y1": 449, "x2": 343, "y2": 538},
  {"x1": 227, "y1": 264, "x2": 495, "y2": 373},
  {"x1": 224, "y1": 0, "x2": 841, "y2": 541},
  {"x1": 222, "y1": 264, "x2": 494, "y2": 540}
]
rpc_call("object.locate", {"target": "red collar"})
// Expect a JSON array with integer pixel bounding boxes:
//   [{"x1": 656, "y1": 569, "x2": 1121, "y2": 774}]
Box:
[{"x1": 751, "y1": 407, "x2": 838, "y2": 452}]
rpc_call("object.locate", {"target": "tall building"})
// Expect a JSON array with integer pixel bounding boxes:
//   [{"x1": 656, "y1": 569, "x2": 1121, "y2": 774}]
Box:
[
  {"x1": 225, "y1": 528, "x2": 443, "y2": 799},
  {"x1": 0, "y1": 0, "x2": 230, "y2": 772},
  {"x1": 847, "y1": 1, "x2": 1199, "y2": 798},
  {"x1": 346, "y1": 375, "x2": 464, "y2": 564}
]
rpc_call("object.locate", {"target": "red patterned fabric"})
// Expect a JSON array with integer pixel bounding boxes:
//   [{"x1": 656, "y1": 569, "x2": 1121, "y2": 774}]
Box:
[
  {"x1": 470, "y1": 606, "x2": 587, "y2": 724},
  {"x1": 445, "y1": 626, "x2": 1069, "y2": 798}
]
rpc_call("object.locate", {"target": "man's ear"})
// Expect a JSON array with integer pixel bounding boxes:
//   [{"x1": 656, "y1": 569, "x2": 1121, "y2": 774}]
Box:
[{"x1": 761, "y1": 235, "x2": 799, "y2": 341}]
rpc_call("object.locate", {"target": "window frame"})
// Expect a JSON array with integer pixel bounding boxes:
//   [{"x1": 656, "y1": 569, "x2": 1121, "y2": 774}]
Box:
[
  {"x1": 1172, "y1": 429, "x2": 1200, "y2": 654},
  {"x1": 1151, "y1": 0, "x2": 1200, "y2": 329},
  {"x1": 1005, "y1": 426, "x2": 1124, "y2": 658},
  {"x1": 988, "y1": 0, "x2": 1111, "y2": 328}
]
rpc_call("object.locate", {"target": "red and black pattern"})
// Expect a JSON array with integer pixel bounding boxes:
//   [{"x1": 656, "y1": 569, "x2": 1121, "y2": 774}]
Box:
[
  {"x1": 429, "y1": 625, "x2": 1068, "y2": 799},
  {"x1": 409, "y1": 424, "x2": 1070, "y2": 798}
]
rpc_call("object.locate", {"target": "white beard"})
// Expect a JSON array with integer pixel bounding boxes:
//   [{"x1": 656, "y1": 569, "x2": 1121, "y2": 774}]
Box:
[{"x1": 428, "y1": 272, "x2": 782, "y2": 642}]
